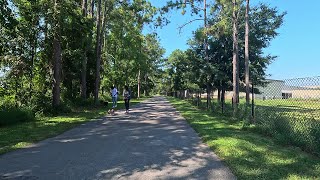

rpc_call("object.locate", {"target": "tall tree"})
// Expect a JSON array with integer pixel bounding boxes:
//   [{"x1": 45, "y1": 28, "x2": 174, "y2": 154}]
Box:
[
  {"x1": 52, "y1": 0, "x2": 62, "y2": 107},
  {"x1": 163, "y1": 0, "x2": 212, "y2": 108},
  {"x1": 204, "y1": 0, "x2": 210, "y2": 109},
  {"x1": 232, "y1": 0, "x2": 240, "y2": 115},
  {"x1": 90, "y1": 0, "x2": 94, "y2": 17},
  {"x1": 81, "y1": 0, "x2": 88, "y2": 99},
  {"x1": 94, "y1": 0, "x2": 102, "y2": 104},
  {"x1": 245, "y1": 0, "x2": 250, "y2": 105}
]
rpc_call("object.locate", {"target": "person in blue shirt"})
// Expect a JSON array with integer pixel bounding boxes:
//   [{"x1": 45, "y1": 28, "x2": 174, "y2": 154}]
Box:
[
  {"x1": 111, "y1": 85, "x2": 118, "y2": 108},
  {"x1": 108, "y1": 85, "x2": 118, "y2": 115}
]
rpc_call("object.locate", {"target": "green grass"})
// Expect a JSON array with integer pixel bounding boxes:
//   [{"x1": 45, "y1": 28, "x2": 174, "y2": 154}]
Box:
[
  {"x1": 199, "y1": 98, "x2": 320, "y2": 120},
  {"x1": 254, "y1": 99, "x2": 320, "y2": 122},
  {"x1": 195, "y1": 97, "x2": 320, "y2": 155},
  {"x1": 0, "y1": 98, "x2": 144, "y2": 155},
  {"x1": 168, "y1": 97, "x2": 320, "y2": 180}
]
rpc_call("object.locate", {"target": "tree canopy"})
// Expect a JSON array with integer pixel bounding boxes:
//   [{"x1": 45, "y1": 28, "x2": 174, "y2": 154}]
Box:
[{"x1": 0, "y1": 0, "x2": 284, "y2": 118}]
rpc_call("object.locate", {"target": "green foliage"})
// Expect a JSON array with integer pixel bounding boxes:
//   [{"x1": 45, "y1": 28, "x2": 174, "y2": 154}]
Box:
[
  {"x1": 162, "y1": 2, "x2": 285, "y2": 115},
  {"x1": 0, "y1": 106, "x2": 35, "y2": 126},
  {"x1": 50, "y1": 103, "x2": 72, "y2": 115},
  {"x1": 0, "y1": 0, "x2": 163, "y2": 125},
  {"x1": 70, "y1": 97, "x2": 97, "y2": 107}
]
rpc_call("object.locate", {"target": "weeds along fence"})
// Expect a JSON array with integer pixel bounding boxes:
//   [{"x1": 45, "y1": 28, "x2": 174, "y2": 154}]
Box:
[{"x1": 169, "y1": 76, "x2": 320, "y2": 156}]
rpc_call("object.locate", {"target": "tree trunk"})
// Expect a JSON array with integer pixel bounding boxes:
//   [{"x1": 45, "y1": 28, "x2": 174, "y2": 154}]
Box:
[
  {"x1": 82, "y1": 0, "x2": 87, "y2": 15},
  {"x1": 251, "y1": 82, "x2": 255, "y2": 123},
  {"x1": 101, "y1": 0, "x2": 108, "y2": 45},
  {"x1": 138, "y1": 69, "x2": 140, "y2": 98},
  {"x1": 90, "y1": 0, "x2": 94, "y2": 18},
  {"x1": 52, "y1": 38, "x2": 62, "y2": 107},
  {"x1": 29, "y1": 33, "x2": 37, "y2": 101},
  {"x1": 204, "y1": 0, "x2": 210, "y2": 110},
  {"x1": 81, "y1": 0, "x2": 88, "y2": 100},
  {"x1": 94, "y1": 0, "x2": 102, "y2": 104},
  {"x1": 99, "y1": 0, "x2": 108, "y2": 89},
  {"x1": 144, "y1": 75, "x2": 147, "y2": 96},
  {"x1": 245, "y1": 0, "x2": 250, "y2": 105},
  {"x1": 15, "y1": 76, "x2": 18, "y2": 107},
  {"x1": 137, "y1": 37, "x2": 142, "y2": 99},
  {"x1": 197, "y1": 90, "x2": 200, "y2": 107},
  {"x1": 221, "y1": 87, "x2": 226, "y2": 114},
  {"x1": 217, "y1": 87, "x2": 221, "y2": 104},
  {"x1": 52, "y1": 0, "x2": 62, "y2": 107},
  {"x1": 232, "y1": 0, "x2": 240, "y2": 116}
]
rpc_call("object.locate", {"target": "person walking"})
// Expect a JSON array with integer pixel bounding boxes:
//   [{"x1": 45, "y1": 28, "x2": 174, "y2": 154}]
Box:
[
  {"x1": 123, "y1": 85, "x2": 131, "y2": 114},
  {"x1": 111, "y1": 85, "x2": 118, "y2": 108},
  {"x1": 108, "y1": 86, "x2": 118, "y2": 114}
]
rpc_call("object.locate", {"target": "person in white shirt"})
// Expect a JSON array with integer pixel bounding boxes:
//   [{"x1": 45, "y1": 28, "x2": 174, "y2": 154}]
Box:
[{"x1": 111, "y1": 85, "x2": 118, "y2": 108}]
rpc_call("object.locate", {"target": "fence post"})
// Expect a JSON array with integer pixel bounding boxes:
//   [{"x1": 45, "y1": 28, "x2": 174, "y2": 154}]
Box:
[{"x1": 251, "y1": 82, "x2": 255, "y2": 123}]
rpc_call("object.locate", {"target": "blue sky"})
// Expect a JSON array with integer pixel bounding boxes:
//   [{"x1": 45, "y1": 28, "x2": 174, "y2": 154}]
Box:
[{"x1": 146, "y1": 0, "x2": 320, "y2": 80}]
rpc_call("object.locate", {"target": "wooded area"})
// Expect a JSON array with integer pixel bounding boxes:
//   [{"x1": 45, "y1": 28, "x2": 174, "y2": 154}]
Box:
[
  {"x1": 0, "y1": 0, "x2": 165, "y2": 124},
  {"x1": 161, "y1": 0, "x2": 285, "y2": 118},
  {"x1": 1, "y1": 0, "x2": 285, "y2": 124},
  {"x1": 2, "y1": 1, "x2": 320, "y2": 178}
]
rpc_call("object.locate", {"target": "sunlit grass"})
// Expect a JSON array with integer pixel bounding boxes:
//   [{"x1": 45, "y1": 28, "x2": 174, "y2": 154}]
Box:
[
  {"x1": 168, "y1": 97, "x2": 320, "y2": 180},
  {"x1": 0, "y1": 98, "x2": 145, "y2": 155}
]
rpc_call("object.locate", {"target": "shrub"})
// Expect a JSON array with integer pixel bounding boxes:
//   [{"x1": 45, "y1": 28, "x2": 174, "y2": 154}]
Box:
[
  {"x1": 30, "y1": 92, "x2": 52, "y2": 114},
  {"x1": 0, "y1": 95, "x2": 16, "y2": 109},
  {"x1": 0, "y1": 106, "x2": 35, "y2": 126},
  {"x1": 100, "y1": 95, "x2": 112, "y2": 103},
  {"x1": 48, "y1": 102, "x2": 72, "y2": 115}
]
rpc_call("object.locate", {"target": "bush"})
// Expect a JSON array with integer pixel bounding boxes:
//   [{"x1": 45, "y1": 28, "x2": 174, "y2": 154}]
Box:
[
  {"x1": 29, "y1": 93, "x2": 52, "y2": 114},
  {"x1": 29, "y1": 93, "x2": 72, "y2": 115},
  {"x1": 71, "y1": 97, "x2": 94, "y2": 107},
  {"x1": 0, "y1": 95, "x2": 16, "y2": 109},
  {"x1": 0, "y1": 106, "x2": 35, "y2": 126},
  {"x1": 48, "y1": 102, "x2": 72, "y2": 115},
  {"x1": 100, "y1": 95, "x2": 112, "y2": 102}
]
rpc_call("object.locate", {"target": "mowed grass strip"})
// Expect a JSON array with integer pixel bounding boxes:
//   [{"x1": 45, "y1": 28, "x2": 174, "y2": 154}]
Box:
[
  {"x1": 0, "y1": 99, "x2": 144, "y2": 155},
  {"x1": 168, "y1": 97, "x2": 320, "y2": 180}
]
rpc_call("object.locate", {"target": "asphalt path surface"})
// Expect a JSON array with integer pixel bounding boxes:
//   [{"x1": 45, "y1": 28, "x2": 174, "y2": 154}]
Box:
[{"x1": 0, "y1": 96, "x2": 236, "y2": 180}]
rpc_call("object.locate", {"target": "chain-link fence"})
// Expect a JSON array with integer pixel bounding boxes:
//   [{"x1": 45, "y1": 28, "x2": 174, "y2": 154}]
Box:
[
  {"x1": 253, "y1": 77, "x2": 320, "y2": 155},
  {"x1": 169, "y1": 76, "x2": 320, "y2": 156}
]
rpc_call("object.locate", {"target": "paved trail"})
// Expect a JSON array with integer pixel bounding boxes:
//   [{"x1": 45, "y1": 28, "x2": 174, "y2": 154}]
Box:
[{"x1": 0, "y1": 96, "x2": 235, "y2": 180}]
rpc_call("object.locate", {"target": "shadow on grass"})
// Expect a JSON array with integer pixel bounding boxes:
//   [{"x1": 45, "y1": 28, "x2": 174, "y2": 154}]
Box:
[{"x1": 169, "y1": 97, "x2": 320, "y2": 180}]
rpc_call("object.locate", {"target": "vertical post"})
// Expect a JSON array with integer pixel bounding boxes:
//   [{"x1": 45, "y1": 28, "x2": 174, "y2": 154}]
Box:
[{"x1": 251, "y1": 82, "x2": 255, "y2": 123}]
